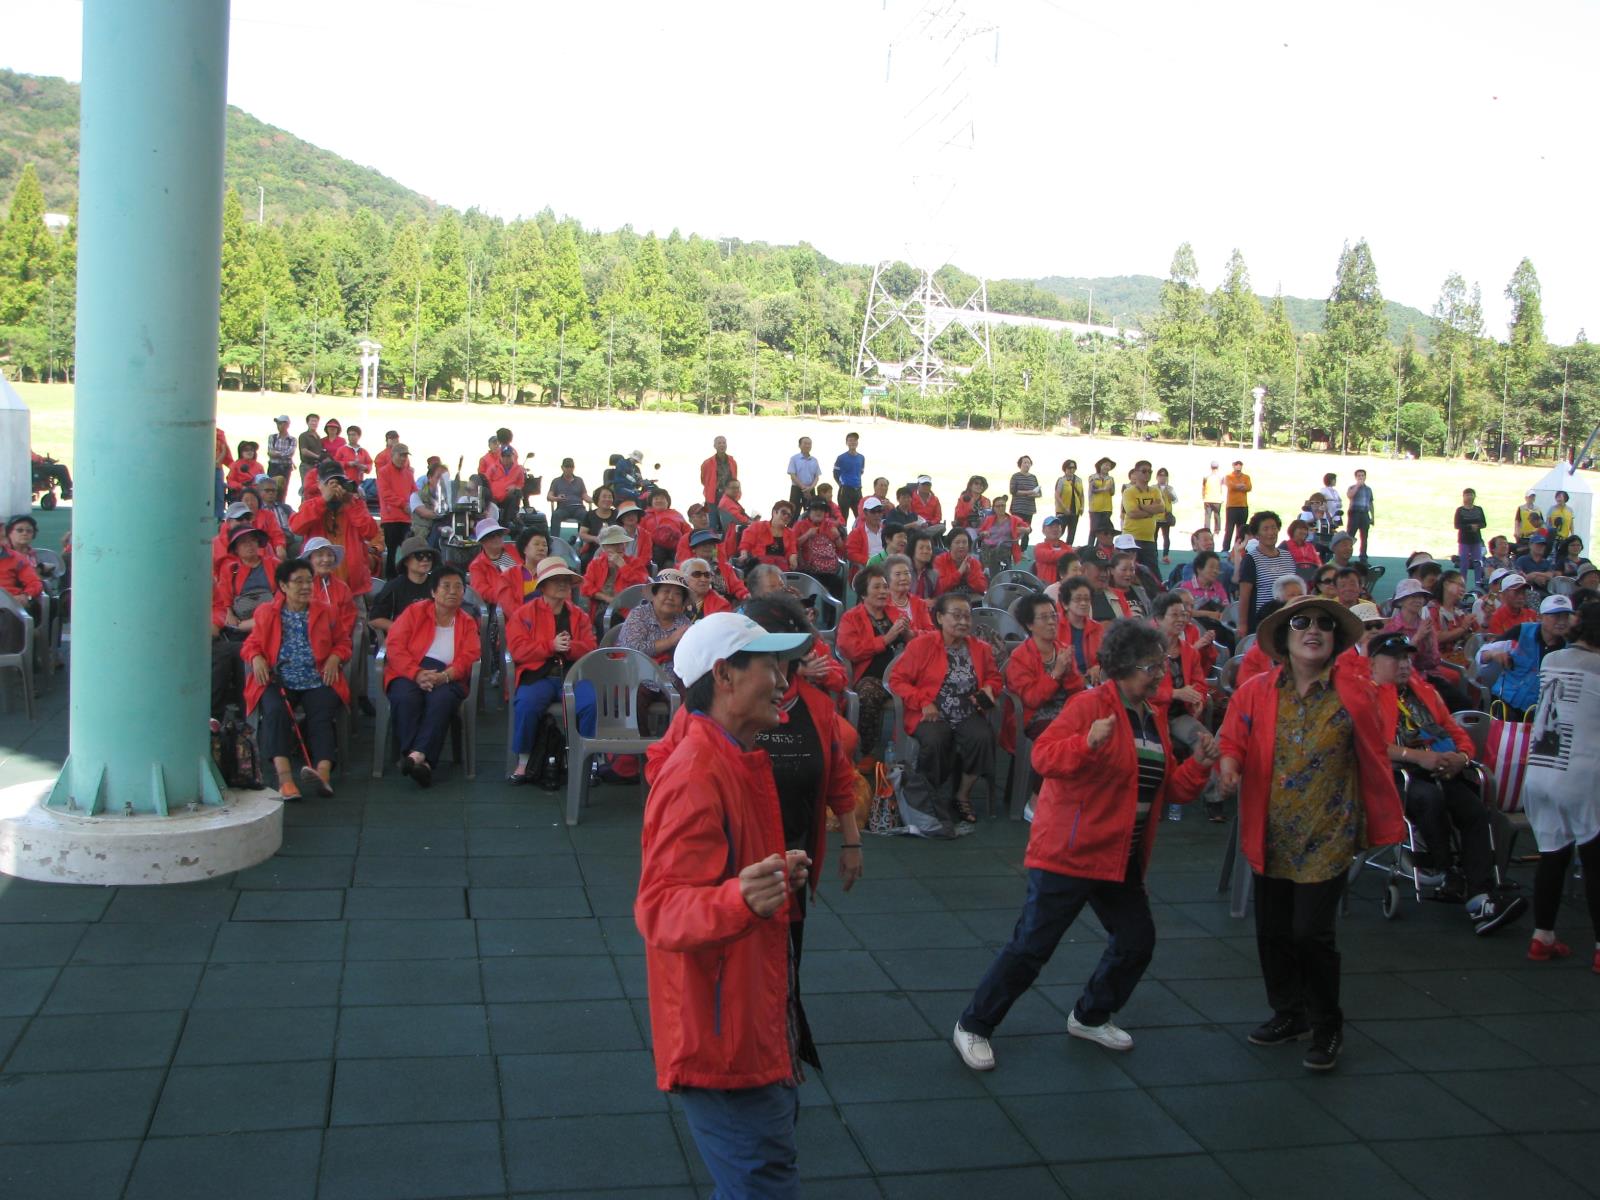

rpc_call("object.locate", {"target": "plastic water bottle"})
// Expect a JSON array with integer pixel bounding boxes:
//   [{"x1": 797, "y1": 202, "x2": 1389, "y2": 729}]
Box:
[{"x1": 1166, "y1": 802, "x2": 1184, "y2": 822}]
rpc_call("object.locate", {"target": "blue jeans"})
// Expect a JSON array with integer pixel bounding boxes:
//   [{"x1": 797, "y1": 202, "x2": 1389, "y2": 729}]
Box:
[
  {"x1": 961, "y1": 860, "x2": 1155, "y2": 1035},
  {"x1": 1458, "y1": 542, "x2": 1486, "y2": 589},
  {"x1": 512, "y1": 676, "x2": 596, "y2": 753},
  {"x1": 678, "y1": 1083, "x2": 800, "y2": 1200}
]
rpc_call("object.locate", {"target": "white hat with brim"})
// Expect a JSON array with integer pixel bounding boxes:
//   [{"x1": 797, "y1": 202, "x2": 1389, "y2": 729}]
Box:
[
  {"x1": 673, "y1": 611, "x2": 814, "y2": 688},
  {"x1": 1540, "y1": 595, "x2": 1575, "y2": 616},
  {"x1": 1111, "y1": 534, "x2": 1138, "y2": 551},
  {"x1": 473, "y1": 518, "x2": 510, "y2": 541},
  {"x1": 1349, "y1": 602, "x2": 1383, "y2": 624},
  {"x1": 1499, "y1": 573, "x2": 1528, "y2": 591},
  {"x1": 1392, "y1": 578, "x2": 1430, "y2": 601},
  {"x1": 299, "y1": 535, "x2": 343, "y2": 562},
  {"x1": 916, "y1": 475, "x2": 932, "y2": 485},
  {"x1": 862, "y1": 497, "x2": 886, "y2": 511},
  {"x1": 224, "y1": 501, "x2": 251, "y2": 520},
  {"x1": 597, "y1": 526, "x2": 633, "y2": 547},
  {"x1": 651, "y1": 569, "x2": 691, "y2": 594}
]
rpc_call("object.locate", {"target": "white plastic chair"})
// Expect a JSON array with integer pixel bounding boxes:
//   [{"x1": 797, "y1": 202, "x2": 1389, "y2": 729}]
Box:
[
  {"x1": 0, "y1": 590, "x2": 37, "y2": 721},
  {"x1": 782, "y1": 573, "x2": 842, "y2": 630},
  {"x1": 604, "y1": 583, "x2": 651, "y2": 630},
  {"x1": 561, "y1": 646, "x2": 681, "y2": 825}
]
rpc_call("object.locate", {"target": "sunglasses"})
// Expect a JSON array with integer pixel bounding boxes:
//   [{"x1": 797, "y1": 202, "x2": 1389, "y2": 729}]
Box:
[
  {"x1": 1288, "y1": 614, "x2": 1339, "y2": 632},
  {"x1": 687, "y1": 570, "x2": 712, "y2": 579},
  {"x1": 1363, "y1": 621, "x2": 1387, "y2": 632}
]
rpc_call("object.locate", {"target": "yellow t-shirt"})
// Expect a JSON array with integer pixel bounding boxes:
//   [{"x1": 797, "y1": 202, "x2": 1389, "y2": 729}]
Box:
[
  {"x1": 1088, "y1": 473, "x2": 1116, "y2": 513},
  {"x1": 1121, "y1": 484, "x2": 1163, "y2": 541},
  {"x1": 1548, "y1": 504, "x2": 1572, "y2": 540},
  {"x1": 1515, "y1": 505, "x2": 1544, "y2": 538}
]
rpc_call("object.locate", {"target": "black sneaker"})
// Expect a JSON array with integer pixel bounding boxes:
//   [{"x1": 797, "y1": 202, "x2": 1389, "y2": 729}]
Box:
[
  {"x1": 1303, "y1": 1029, "x2": 1342, "y2": 1071},
  {"x1": 1471, "y1": 892, "x2": 1528, "y2": 936},
  {"x1": 1248, "y1": 1013, "x2": 1311, "y2": 1046}
]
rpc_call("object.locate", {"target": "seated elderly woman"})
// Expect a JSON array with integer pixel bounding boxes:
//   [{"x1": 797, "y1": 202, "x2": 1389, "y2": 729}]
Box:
[
  {"x1": 682, "y1": 556, "x2": 734, "y2": 618},
  {"x1": 0, "y1": 520, "x2": 44, "y2": 615},
  {"x1": 882, "y1": 552, "x2": 934, "y2": 632},
  {"x1": 738, "y1": 501, "x2": 799, "y2": 571},
  {"x1": 683, "y1": 529, "x2": 749, "y2": 605},
  {"x1": 300, "y1": 536, "x2": 359, "y2": 652},
  {"x1": 1059, "y1": 577, "x2": 1107, "y2": 687},
  {"x1": 1151, "y1": 592, "x2": 1209, "y2": 743},
  {"x1": 888, "y1": 591, "x2": 1003, "y2": 829},
  {"x1": 581, "y1": 524, "x2": 650, "y2": 633},
  {"x1": 743, "y1": 562, "x2": 787, "y2": 601},
  {"x1": 240, "y1": 557, "x2": 351, "y2": 800},
  {"x1": 838, "y1": 563, "x2": 919, "y2": 758},
  {"x1": 505, "y1": 558, "x2": 598, "y2": 787},
  {"x1": 1004, "y1": 592, "x2": 1086, "y2": 810},
  {"x1": 619, "y1": 569, "x2": 694, "y2": 663},
  {"x1": 383, "y1": 565, "x2": 481, "y2": 788},
  {"x1": 932, "y1": 528, "x2": 989, "y2": 597}
]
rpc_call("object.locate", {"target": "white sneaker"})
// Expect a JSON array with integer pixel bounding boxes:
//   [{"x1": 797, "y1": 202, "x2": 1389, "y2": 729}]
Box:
[
  {"x1": 952, "y1": 1022, "x2": 996, "y2": 1071},
  {"x1": 1067, "y1": 1012, "x2": 1133, "y2": 1052}
]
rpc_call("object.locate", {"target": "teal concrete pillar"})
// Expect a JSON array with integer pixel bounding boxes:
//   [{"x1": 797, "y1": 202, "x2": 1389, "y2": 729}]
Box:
[{"x1": 47, "y1": 0, "x2": 232, "y2": 816}]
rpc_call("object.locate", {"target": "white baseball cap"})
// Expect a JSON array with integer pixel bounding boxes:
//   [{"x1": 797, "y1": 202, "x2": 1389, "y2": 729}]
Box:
[
  {"x1": 1540, "y1": 594, "x2": 1574, "y2": 615},
  {"x1": 1112, "y1": 533, "x2": 1138, "y2": 551},
  {"x1": 916, "y1": 474, "x2": 932, "y2": 485},
  {"x1": 1499, "y1": 572, "x2": 1528, "y2": 591},
  {"x1": 673, "y1": 612, "x2": 813, "y2": 688},
  {"x1": 862, "y1": 497, "x2": 885, "y2": 511},
  {"x1": 1210, "y1": 460, "x2": 1220, "y2": 468}
]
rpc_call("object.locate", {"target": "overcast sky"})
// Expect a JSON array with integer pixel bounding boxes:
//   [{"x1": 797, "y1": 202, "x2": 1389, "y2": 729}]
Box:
[{"x1": 6, "y1": 0, "x2": 1596, "y2": 339}]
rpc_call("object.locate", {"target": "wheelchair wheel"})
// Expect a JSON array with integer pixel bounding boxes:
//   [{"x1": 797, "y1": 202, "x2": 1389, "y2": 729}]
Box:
[
  {"x1": 40, "y1": 491, "x2": 56, "y2": 511},
  {"x1": 1382, "y1": 880, "x2": 1402, "y2": 920}
]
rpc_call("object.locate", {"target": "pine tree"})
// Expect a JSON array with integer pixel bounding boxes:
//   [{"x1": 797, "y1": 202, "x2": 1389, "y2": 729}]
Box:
[{"x1": 0, "y1": 164, "x2": 50, "y2": 326}]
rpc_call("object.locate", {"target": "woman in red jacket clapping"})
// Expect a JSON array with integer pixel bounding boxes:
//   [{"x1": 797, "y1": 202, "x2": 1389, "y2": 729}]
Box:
[
  {"x1": 888, "y1": 592, "x2": 1002, "y2": 828},
  {"x1": 954, "y1": 620, "x2": 1218, "y2": 1072},
  {"x1": 505, "y1": 558, "x2": 597, "y2": 787},
  {"x1": 931, "y1": 528, "x2": 988, "y2": 597}
]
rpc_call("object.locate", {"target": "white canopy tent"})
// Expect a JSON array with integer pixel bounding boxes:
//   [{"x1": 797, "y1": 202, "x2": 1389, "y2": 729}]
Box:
[{"x1": 1528, "y1": 462, "x2": 1594, "y2": 549}]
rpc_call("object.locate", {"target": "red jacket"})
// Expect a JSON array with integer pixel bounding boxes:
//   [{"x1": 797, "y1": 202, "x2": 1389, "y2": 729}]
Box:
[
  {"x1": 333, "y1": 443, "x2": 373, "y2": 482},
  {"x1": 1284, "y1": 539, "x2": 1321, "y2": 569},
  {"x1": 382, "y1": 601, "x2": 481, "y2": 690},
  {"x1": 888, "y1": 631, "x2": 1001, "y2": 734},
  {"x1": 580, "y1": 548, "x2": 650, "y2": 600},
  {"x1": 486, "y1": 460, "x2": 527, "y2": 504},
  {"x1": 953, "y1": 492, "x2": 989, "y2": 527},
  {"x1": 212, "y1": 513, "x2": 286, "y2": 567},
  {"x1": 641, "y1": 508, "x2": 690, "y2": 554},
  {"x1": 835, "y1": 603, "x2": 910, "y2": 683},
  {"x1": 1183, "y1": 621, "x2": 1219, "y2": 675},
  {"x1": 505, "y1": 598, "x2": 597, "y2": 685},
  {"x1": 470, "y1": 551, "x2": 511, "y2": 610},
  {"x1": 1487, "y1": 602, "x2": 1536, "y2": 637},
  {"x1": 226, "y1": 457, "x2": 261, "y2": 493},
  {"x1": 890, "y1": 593, "x2": 934, "y2": 634},
  {"x1": 1218, "y1": 665, "x2": 1404, "y2": 876},
  {"x1": 635, "y1": 714, "x2": 795, "y2": 1091},
  {"x1": 931, "y1": 552, "x2": 987, "y2": 596},
  {"x1": 0, "y1": 547, "x2": 43, "y2": 599},
  {"x1": 909, "y1": 491, "x2": 942, "y2": 523},
  {"x1": 1002, "y1": 636, "x2": 1085, "y2": 751},
  {"x1": 700, "y1": 454, "x2": 737, "y2": 505},
  {"x1": 238, "y1": 596, "x2": 352, "y2": 715},
  {"x1": 1235, "y1": 640, "x2": 1275, "y2": 686},
  {"x1": 1152, "y1": 637, "x2": 1207, "y2": 717},
  {"x1": 1031, "y1": 539, "x2": 1071, "y2": 584},
  {"x1": 1377, "y1": 675, "x2": 1472, "y2": 755},
  {"x1": 843, "y1": 521, "x2": 887, "y2": 567},
  {"x1": 1059, "y1": 617, "x2": 1106, "y2": 678},
  {"x1": 375, "y1": 459, "x2": 417, "y2": 524},
  {"x1": 211, "y1": 555, "x2": 279, "y2": 632},
  {"x1": 291, "y1": 495, "x2": 381, "y2": 596},
  {"x1": 739, "y1": 521, "x2": 797, "y2": 568},
  {"x1": 215, "y1": 428, "x2": 233, "y2": 467},
  {"x1": 312, "y1": 573, "x2": 358, "y2": 651},
  {"x1": 694, "y1": 589, "x2": 735, "y2": 617},
  {"x1": 1027, "y1": 683, "x2": 1211, "y2": 881}
]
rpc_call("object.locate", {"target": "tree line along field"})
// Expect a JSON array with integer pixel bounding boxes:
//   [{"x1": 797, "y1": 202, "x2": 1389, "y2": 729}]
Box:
[{"x1": 18, "y1": 381, "x2": 1560, "y2": 561}]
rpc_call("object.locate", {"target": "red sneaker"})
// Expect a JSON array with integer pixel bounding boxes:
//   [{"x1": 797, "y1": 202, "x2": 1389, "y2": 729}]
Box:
[{"x1": 1527, "y1": 937, "x2": 1571, "y2": 962}]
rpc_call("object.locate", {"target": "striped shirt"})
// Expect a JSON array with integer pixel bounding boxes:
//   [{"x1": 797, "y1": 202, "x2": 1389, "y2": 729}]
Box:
[
  {"x1": 1242, "y1": 547, "x2": 1298, "y2": 619},
  {"x1": 1125, "y1": 703, "x2": 1166, "y2": 861}
]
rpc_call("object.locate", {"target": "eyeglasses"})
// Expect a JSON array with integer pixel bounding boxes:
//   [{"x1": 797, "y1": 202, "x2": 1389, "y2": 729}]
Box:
[
  {"x1": 688, "y1": 570, "x2": 712, "y2": 579},
  {"x1": 1133, "y1": 660, "x2": 1166, "y2": 676},
  {"x1": 1288, "y1": 614, "x2": 1339, "y2": 632}
]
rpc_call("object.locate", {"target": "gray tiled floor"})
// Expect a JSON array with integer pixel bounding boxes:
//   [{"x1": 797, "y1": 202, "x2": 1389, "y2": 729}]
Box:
[{"x1": 1, "y1": 668, "x2": 1598, "y2": 1199}]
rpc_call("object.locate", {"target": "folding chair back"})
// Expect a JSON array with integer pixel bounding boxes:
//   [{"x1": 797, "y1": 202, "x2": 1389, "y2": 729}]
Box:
[
  {"x1": 782, "y1": 573, "x2": 842, "y2": 630},
  {"x1": 549, "y1": 537, "x2": 582, "y2": 570},
  {"x1": 984, "y1": 581, "x2": 1036, "y2": 614},
  {"x1": 992, "y1": 569, "x2": 1043, "y2": 591},
  {"x1": 0, "y1": 589, "x2": 37, "y2": 720},
  {"x1": 562, "y1": 646, "x2": 681, "y2": 825},
  {"x1": 605, "y1": 583, "x2": 651, "y2": 630}
]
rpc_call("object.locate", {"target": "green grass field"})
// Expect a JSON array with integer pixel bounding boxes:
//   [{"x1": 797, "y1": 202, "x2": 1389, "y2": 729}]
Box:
[{"x1": 15, "y1": 381, "x2": 1566, "y2": 562}]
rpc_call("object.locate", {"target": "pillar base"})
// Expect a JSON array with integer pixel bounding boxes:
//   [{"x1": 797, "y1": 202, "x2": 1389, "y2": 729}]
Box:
[{"x1": 0, "y1": 780, "x2": 283, "y2": 885}]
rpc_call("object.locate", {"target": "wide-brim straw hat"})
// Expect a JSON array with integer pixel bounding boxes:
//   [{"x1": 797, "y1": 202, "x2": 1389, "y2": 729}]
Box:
[
  {"x1": 1255, "y1": 595, "x2": 1363, "y2": 663},
  {"x1": 533, "y1": 557, "x2": 582, "y2": 588},
  {"x1": 596, "y1": 526, "x2": 633, "y2": 547}
]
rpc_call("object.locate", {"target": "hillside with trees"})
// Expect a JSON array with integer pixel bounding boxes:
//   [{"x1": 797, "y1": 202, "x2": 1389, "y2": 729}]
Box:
[{"x1": 0, "y1": 69, "x2": 1593, "y2": 464}]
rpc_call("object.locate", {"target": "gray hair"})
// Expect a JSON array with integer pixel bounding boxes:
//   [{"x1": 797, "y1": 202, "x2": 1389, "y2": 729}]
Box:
[
  {"x1": 1098, "y1": 618, "x2": 1166, "y2": 680},
  {"x1": 682, "y1": 556, "x2": 711, "y2": 576},
  {"x1": 1272, "y1": 574, "x2": 1307, "y2": 602},
  {"x1": 881, "y1": 553, "x2": 912, "y2": 576},
  {"x1": 746, "y1": 563, "x2": 784, "y2": 595}
]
